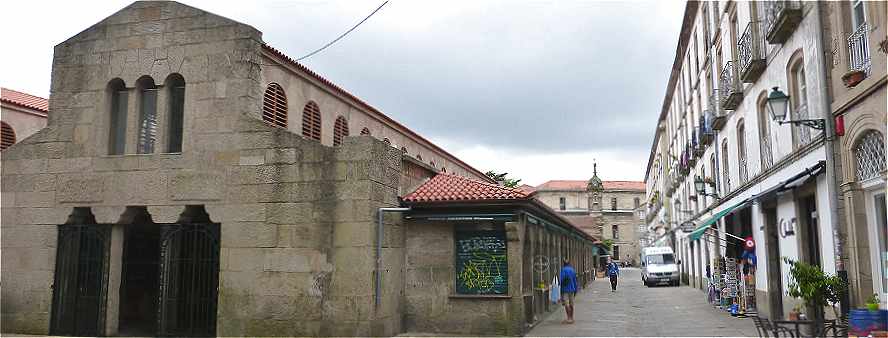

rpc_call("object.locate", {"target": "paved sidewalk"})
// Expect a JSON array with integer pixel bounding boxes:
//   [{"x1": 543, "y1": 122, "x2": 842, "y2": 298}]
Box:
[{"x1": 527, "y1": 268, "x2": 756, "y2": 337}]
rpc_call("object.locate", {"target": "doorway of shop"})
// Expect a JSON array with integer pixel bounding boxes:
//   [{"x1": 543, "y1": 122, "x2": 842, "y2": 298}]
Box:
[
  {"x1": 763, "y1": 205, "x2": 783, "y2": 319},
  {"x1": 798, "y1": 195, "x2": 821, "y2": 267}
]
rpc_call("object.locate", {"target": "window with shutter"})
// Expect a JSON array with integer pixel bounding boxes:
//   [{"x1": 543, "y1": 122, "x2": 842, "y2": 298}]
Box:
[
  {"x1": 262, "y1": 83, "x2": 287, "y2": 128},
  {"x1": 333, "y1": 116, "x2": 349, "y2": 146},
  {"x1": 0, "y1": 121, "x2": 15, "y2": 150},
  {"x1": 301, "y1": 101, "x2": 321, "y2": 141}
]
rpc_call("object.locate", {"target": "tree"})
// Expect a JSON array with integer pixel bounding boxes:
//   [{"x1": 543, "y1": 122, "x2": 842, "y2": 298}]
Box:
[{"x1": 485, "y1": 171, "x2": 522, "y2": 188}]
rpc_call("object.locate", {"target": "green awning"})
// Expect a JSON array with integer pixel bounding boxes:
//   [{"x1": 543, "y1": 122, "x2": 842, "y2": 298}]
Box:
[{"x1": 688, "y1": 200, "x2": 749, "y2": 241}]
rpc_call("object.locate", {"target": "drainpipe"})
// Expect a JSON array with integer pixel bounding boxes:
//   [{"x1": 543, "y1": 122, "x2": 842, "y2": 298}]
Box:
[
  {"x1": 813, "y1": 3, "x2": 848, "y2": 315},
  {"x1": 375, "y1": 207, "x2": 410, "y2": 311}
]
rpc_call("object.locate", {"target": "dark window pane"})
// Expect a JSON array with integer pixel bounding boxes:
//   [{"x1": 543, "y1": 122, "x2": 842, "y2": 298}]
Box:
[
  {"x1": 109, "y1": 91, "x2": 128, "y2": 155},
  {"x1": 167, "y1": 85, "x2": 185, "y2": 153},
  {"x1": 137, "y1": 89, "x2": 158, "y2": 154}
]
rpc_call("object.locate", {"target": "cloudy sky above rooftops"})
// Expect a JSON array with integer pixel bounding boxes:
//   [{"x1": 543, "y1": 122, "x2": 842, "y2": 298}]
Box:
[{"x1": 1, "y1": 0, "x2": 684, "y2": 186}]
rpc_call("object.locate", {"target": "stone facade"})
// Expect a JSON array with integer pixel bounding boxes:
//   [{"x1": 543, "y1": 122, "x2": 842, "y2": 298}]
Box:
[
  {"x1": 0, "y1": 1, "x2": 493, "y2": 336},
  {"x1": 532, "y1": 178, "x2": 645, "y2": 265}
]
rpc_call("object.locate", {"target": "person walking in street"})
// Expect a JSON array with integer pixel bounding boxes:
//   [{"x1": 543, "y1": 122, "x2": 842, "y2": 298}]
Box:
[
  {"x1": 560, "y1": 259, "x2": 578, "y2": 324},
  {"x1": 606, "y1": 257, "x2": 620, "y2": 292}
]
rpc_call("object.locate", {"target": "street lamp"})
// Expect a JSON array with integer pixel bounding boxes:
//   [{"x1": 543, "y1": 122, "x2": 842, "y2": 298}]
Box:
[
  {"x1": 694, "y1": 175, "x2": 719, "y2": 198},
  {"x1": 767, "y1": 87, "x2": 825, "y2": 130}
]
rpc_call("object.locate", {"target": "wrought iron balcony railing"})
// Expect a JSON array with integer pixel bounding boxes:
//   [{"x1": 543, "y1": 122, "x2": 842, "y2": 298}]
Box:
[
  {"x1": 794, "y1": 104, "x2": 814, "y2": 147},
  {"x1": 710, "y1": 89, "x2": 728, "y2": 130},
  {"x1": 738, "y1": 156, "x2": 749, "y2": 185},
  {"x1": 764, "y1": 1, "x2": 802, "y2": 44},
  {"x1": 719, "y1": 61, "x2": 744, "y2": 110},
  {"x1": 848, "y1": 22, "x2": 871, "y2": 74},
  {"x1": 722, "y1": 165, "x2": 732, "y2": 193},
  {"x1": 760, "y1": 137, "x2": 774, "y2": 170},
  {"x1": 738, "y1": 21, "x2": 766, "y2": 83},
  {"x1": 699, "y1": 115, "x2": 714, "y2": 145}
]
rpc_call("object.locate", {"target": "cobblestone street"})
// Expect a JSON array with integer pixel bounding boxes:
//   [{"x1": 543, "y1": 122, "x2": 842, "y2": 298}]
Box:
[{"x1": 527, "y1": 268, "x2": 757, "y2": 337}]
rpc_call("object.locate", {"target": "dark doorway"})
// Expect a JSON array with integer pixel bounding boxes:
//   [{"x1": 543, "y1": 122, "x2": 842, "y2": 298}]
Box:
[
  {"x1": 119, "y1": 207, "x2": 160, "y2": 336},
  {"x1": 763, "y1": 205, "x2": 783, "y2": 319},
  {"x1": 50, "y1": 208, "x2": 110, "y2": 336},
  {"x1": 799, "y1": 195, "x2": 821, "y2": 267}
]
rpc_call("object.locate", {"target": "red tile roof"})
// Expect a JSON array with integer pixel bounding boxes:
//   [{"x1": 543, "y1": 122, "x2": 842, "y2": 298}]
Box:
[
  {"x1": 260, "y1": 44, "x2": 493, "y2": 183},
  {"x1": 1, "y1": 88, "x2": 48, "y2": 114},
  {"x1": 534, "y1": 180, "x2": 645, "y2": 192},
  {"x1": 403, "y1": 173, "x2": 530, "y2": 202},
  {"x1": 516, "y1": 184, "x2": 536, "y2": 194}
]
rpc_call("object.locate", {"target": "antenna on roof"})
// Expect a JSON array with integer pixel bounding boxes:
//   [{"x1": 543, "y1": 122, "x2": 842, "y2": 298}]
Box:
[{"x1": 296, "y1": 1, "x2": 389, "y2": 61}]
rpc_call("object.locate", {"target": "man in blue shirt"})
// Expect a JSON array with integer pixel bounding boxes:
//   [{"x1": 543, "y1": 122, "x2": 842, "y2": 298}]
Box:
[
  {"x1": 606, "y1": 257, "x2": 620, "y2": 292},
  {"x1": 560, "y1": 259, "x2": 578, "y2": 324}
]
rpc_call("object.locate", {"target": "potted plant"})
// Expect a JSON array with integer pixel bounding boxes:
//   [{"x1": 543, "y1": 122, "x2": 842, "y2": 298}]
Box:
[
  {"x1": 842, "y1": 69, "x2": 866, "y2": 88},
  {"x1": 849, "y1": 294, "x2": 888, "y2": 336},
  {"x1": 784, "y1": 258, "x2": 847, "y2": 324},
  {"x1": 788, "y1": 305, "x2": 802, "y2": 320}
]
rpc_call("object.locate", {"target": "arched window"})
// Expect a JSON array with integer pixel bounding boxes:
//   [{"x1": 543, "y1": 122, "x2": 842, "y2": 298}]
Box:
[
  {"x1": 854, "y1": 130, "x2": 886, "y2": 181},
  {"x1": 710, "y1": 154, "x2": 718, "y2": 188},
  {"x1": 788, "y1": 53, "x2": 812, "y2": 146},
  {"x1": 401, "y1": 147, "x2": 407, "y2": 154},
  {"x1": 262, "y1": 83, "x2": 287, "y2": 128},
  {"x1": 757, "y1": 92, "x2": 773, "y2": 169},
  {"x1": 416, "y1": 154, "x2": 423, "y2": 161},
  {"x1": 165, "y1": 73, "x2": 185, "y2": 153},
  {"x1": 360, "y1": 127, "x2": 371, "y2": 136},
  {"x1": 1, "y1": 121, "x2": 16, "y2": 150},
  {"x1": 722, "y1": 139, "x2": 731, "y2": 192},
  {"x1": 383, "y1": 138, "x2": 391, "y2": 146},
  {"x1": 333, "y1": 116, "x2": 349, "y2": 146},
  {"x1": 430, "y1": 160, "x2": 436, "y2": 168},
  {"x1": 441, "y1": 167, "x2": 446, "y2": 173},
  {"x1": 108, "y1": 78, "x2": 128, "y2": 155},
  {"x1": 737, "y1": 120, "x2": 748, "y2": 184},
  {"x1": 136, "y1": 76, "x2": 158, "y2": 154},
  {"x1": 301, "y1": 101, "x2": 321, "y2": 141}
]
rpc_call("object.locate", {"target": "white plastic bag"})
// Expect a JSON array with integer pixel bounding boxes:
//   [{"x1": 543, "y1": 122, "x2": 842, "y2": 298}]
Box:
[{"x1": 549, "y1": 275, "x2": 560, "y2": 303}]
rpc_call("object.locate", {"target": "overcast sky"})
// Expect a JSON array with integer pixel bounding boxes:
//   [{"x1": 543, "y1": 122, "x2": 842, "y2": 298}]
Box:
[{"x1": 1, "y1": 0, "x2": 684, "y2": 186}]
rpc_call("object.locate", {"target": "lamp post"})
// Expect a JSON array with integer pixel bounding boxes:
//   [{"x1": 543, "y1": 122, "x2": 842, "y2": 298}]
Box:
[
  {"x1": 694, "y1": 175, "x2": 719, "y2": 199},
  {"x1": 767, "y1": 87, "x2": 826, "y2": 130}
]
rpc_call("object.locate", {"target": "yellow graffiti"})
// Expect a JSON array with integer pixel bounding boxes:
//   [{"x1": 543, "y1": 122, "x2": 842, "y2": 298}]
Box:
[{"x1": 458, "y1": 253, "x2": 506, "y2": 292}]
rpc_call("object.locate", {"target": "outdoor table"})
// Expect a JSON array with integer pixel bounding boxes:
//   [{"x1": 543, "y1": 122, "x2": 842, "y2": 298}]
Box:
[{"x1": 771, "y1": 319, "x2": 841, "y2": 338}]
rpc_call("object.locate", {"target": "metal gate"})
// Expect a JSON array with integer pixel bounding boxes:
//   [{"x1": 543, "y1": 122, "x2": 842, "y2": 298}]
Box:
[
  {"x1": 49, "y1": 224, "x2": 111, "y2": 336},
  {"x1": 156, "y1": 223, "x2": 220, "y2": 337}
]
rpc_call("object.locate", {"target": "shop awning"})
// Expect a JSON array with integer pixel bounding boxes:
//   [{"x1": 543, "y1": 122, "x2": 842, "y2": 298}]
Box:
[{"x1": 688, "y1": 199, "x2": 749, "y2": 241}]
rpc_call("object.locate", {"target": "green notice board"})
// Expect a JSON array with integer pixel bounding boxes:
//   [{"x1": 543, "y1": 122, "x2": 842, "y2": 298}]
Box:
[{"x1": 454, "y1": 230, "x2": 508, "y2": 295}]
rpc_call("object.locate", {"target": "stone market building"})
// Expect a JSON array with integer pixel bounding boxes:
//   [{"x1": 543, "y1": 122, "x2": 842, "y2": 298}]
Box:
[
  {"x1": 1, "y1": 88, "x2": 49, "y2": 151},
  {"x1": 530, "y1": 165, "x2": 646, "y2": 266},
  {"x1": 0, "y1": 1, "x2": 598, "y2": 336}
]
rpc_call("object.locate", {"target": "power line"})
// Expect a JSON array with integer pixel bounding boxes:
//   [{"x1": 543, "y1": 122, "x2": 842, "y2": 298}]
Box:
[{"x1": 296, "y1": 1, "x2": 389, "y2": 61}]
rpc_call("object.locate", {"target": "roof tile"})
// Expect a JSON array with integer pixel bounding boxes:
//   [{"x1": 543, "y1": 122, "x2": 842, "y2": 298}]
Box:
[
  {"x1": 534, "y1": 180, "x2": 644, "y2": 191},
  {"x1": 1, "y1": 88, "x2": 48, "y2": 113},
  {"x1": 403, "y1": 173, "x2": 530, "y2": 203}
]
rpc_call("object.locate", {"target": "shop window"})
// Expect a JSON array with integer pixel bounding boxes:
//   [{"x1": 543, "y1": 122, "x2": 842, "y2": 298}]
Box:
[
  {"x1": 854, "y1": 130, "x2": 886, "y2": 181},
  {"x1": 165, "y1": 74, "x2": 185, "y2": 153},
  {"x1": 1, "y1": 121, "x2": 15, "y2": 150},
  {"x1": 108, "y1": 78, "x2": 128, "y2": 155},
  {"x1": 262, "y1": 83, "x2": 287, "y2": 129},
  {"x1": 333, "y1": 115, "x2": 349, "y2": 146},
  {"x1": 301, "y1": 101, "x2": 321, "y2": 141},
  {"x1": 559, "y1": 197, "x2": 566, "y2": 210},
  {"x1": 136, "y1": 76, "x2": 158, "y2": 154}
]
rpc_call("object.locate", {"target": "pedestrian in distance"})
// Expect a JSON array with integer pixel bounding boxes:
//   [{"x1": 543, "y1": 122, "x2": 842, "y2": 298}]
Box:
[
  {"x1": 606, "y1": 257, "x2": 620, "y2": 292},
  {"x1": 560, "y1": 259, "x2": 578, "y2": 324}
]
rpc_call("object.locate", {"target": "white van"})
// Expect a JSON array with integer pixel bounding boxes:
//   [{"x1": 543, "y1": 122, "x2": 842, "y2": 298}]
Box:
[{"x1": 641, "y1": 246, "x2": 680, "y2": 287}]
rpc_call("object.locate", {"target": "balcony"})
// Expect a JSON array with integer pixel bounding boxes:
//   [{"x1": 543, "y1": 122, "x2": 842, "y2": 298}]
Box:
[
  {"x1": 764, "y1": 1, "x2": 802, "y2": 44},
  {"x1": 722, "y1": 166, "x2": 732, "y2": 193},
  {"x1": 719, "y1": 61, "x2": 744, "y2": 110},
  {"x1": 848, "y1": 22, "x2": 871, "y2": 74},
  {"x1": 699, "y1": 115, "x2": 714, "y2": 145},
  {"x1": 793, "y1": 104, "x2": 814, "y2": 147},
  {"x1": 739, "y1": 156, "x2": 749, "y2": 185},
  {"x1": 710, "y1": 89, "x2": 728, "y2": 130},
  {"x1": 738, "y1": 21, "x2": 766, "y2": 83}
]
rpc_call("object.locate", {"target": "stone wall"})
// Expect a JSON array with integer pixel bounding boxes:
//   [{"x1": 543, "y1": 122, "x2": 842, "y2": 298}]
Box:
[{"x1": 0, "y1": 1, "x2": 404, "y2": 335}]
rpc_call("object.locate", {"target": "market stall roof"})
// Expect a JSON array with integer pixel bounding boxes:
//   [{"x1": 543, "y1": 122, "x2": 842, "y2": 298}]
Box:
[{"x1": 688, "y1": 200, "x2": 749, "y2": 241}]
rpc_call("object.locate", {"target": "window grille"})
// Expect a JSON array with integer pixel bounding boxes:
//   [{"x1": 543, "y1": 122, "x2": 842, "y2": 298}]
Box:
[
  {"x1": 301, "y1": 101, "x2": 321, "y2": 141},
  {"x1": 136, "y1": 77, "x2": 158, "y2": 154},
  {"x1": 855, "y1": 130, "x2": 886, "y2": 181},
  {"x1": 333, "y1": 116, "x2": 349, "y2": 146},
  {"x1": 0, "y1": 121, "x2": 15, "y2": 150},
  {"x1": 262, "y1": 83, "x2": 287, "y2": 129}
]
